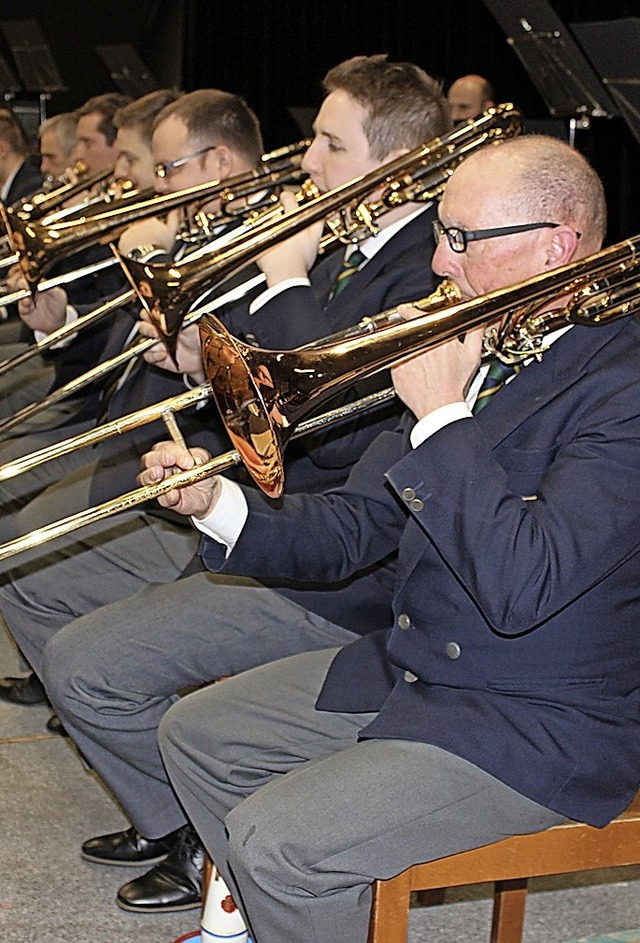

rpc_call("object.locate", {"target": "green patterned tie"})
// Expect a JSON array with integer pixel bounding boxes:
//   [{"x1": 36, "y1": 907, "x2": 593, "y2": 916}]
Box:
[
  {"x1": 329, "y1": 248, "x2": 366, "y2": 300},
  {"x1": 472, "y1": 358, "x2": 521, "y2": 414}
]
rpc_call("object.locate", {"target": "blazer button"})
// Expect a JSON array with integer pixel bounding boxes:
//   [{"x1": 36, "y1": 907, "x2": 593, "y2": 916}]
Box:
[
  {"x1": 409, "y1": 498, "x2": 424, "y2": 512},
  {"x1": 402, "y1": 487, "x2": 416, "y2": 502},
  {"x1": 404, "y1": 670, "x2": 418, "y2": 683},
  {"x1": 397, "y1": 613, "x2": 411, "y2": 630},
  {"x1": 446, "y1": 642, "x2": 461, "y2": 660}
]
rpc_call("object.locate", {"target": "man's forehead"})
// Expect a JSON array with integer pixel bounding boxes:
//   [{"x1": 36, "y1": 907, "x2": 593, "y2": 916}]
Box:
[
  {"x1": 316, "y1": 90, "x2": 366, "y2": 129},
  {"x1": 152, "y1": 115, "x2": 188, "y2": 151},
  {"x1": 77, "y1": 112, "x2": 102, "y2": 133},
  {"x1": 442, "y1": 157, "x2": 509, "y2": 219}
]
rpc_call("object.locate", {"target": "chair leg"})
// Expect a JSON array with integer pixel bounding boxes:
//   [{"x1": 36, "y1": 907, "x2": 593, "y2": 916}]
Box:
[
  {"x1": 368, "y1": 873, "x2": 413, "y2": 943},
  {"x1": 490, "y1": 878, "x2": 528, "y2": 943}
]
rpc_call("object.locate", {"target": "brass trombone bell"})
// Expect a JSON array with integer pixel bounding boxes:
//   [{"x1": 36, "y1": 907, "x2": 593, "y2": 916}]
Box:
[
  {"x1": 0, "y1": 270, "x2": 266, "y2": 436},
  {"x1": 200, "y1": 279, "x2": 462, "y2": 498}
]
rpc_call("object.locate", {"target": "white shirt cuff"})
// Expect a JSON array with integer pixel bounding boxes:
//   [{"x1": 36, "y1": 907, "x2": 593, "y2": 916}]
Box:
[
  {"x1": 191, "y1": 475, "x2": 248, "y2": 555},
  {"x1": 248, "y1": 278, "x2": 311, "y2": 315},
  {"x1": 34, "y1": 304, "x2": 79, "y2": 347},
  {"x1": 410, "y1": 402, "x2": 472, "y2": 449}
]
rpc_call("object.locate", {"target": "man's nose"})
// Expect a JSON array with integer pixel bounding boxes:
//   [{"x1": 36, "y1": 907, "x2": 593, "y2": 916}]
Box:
[
  {"x1": 113, "y1": 156, "x2": 128, "y2": 181},
  {"x1": 431, "y1": 238, "x2": 460, "y2": 278},
  {"x1": 301, "y1": 139, "x2": 321, "y2": 177}
]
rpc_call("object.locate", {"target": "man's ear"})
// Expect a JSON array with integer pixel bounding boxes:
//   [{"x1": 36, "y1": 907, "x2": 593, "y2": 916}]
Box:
[
  {"x1": 208, "y1": 144, "x2": 234, "y2": 180},
  {"x1": 545, "y1": 225, "x2": 580, "y2": 268}
]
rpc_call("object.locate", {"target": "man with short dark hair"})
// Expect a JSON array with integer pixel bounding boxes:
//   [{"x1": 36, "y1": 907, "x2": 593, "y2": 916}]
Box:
[
  {"x1": 0, "y1": 112, "x2": 42, "y2": 205},
  {"x1": 72, "y1": 92, "x2": 131, "y2": 173}
]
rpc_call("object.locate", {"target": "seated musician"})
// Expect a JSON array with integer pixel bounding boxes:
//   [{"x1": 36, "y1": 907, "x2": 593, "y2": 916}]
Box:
[{"x1": 133, "y1": 133, "x2": 638, "y2": 943}]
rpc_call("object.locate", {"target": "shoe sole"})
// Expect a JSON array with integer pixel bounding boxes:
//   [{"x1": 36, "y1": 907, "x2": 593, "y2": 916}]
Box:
[
  {"x1": 116, "y1": 897, "x2": 202, "y2": 913},
  {"x1": 81, "y1": 850, "x2": 170, "y2": 867}
]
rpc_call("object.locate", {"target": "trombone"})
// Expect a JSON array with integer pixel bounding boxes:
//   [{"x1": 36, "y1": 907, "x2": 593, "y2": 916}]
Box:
[
  {"x1": 0, "y1": 107, "x2": 520, "y2": 420},
  {"x1": 9, "y1": 161, "x2": 113, "y2": 222},
  {"x1": 200, "y1": 234, "x2": 640, "y2": 498},
  {"x1": 2, "y1": 139, "x2": 310, "y2": 296},
  {"x1": 121, "y1": 103, "x2": 523, "y2": 360},
  {"x1": 0, "y1": 270, "x2": 266, "y2": 437},
  {"x1": 0, "y1": 139, "x2": 310, "y2": 380},
  {"x1": 0, "y1": 163, "x2": 116, "y2": 271},
  {"x1": 2, "y1": 232, "x2": 640, "y2": 560},
  {"x1": 0, "y1": 387, "x2": 397, "y2": 562},
  {"x1": 0, "y1": 273, "x2": 427, "y2": 476},
  {"x1": 0, "y1": 160, "x2": 113, "y2": 268}
]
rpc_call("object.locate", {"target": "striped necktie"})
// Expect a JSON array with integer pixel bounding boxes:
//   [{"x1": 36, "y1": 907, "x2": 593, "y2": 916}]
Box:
[
  {"x1": 329, "y1": 248, "x2": 366, "y2": 300},
  {"x1": 472, "y1": 358, "x2": 521, "y2": 414}
]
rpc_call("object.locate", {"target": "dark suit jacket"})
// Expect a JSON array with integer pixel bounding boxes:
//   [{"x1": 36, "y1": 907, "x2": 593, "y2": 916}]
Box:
[
  {"x1": 201, "y1": 315, "x2": 640, "y2": 827},
  {"x1": 5, "y1": 156, "x2": 43, "y2": 205}
]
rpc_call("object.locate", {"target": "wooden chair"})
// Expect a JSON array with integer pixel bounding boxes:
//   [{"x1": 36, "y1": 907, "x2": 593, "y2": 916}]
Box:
[{"x1": 368, "y1": 790, "x2": 640, "y2": 943}]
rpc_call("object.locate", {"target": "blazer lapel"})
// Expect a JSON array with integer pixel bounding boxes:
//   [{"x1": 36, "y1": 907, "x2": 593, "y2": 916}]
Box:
[{"x1": 474, "y1": 318, "x2": 630, "y2": 448}]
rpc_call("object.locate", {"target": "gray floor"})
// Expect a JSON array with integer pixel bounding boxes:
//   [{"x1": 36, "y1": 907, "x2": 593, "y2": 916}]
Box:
[{"x1": 1, "y1": 618, "x2": 639, "y2": 943}]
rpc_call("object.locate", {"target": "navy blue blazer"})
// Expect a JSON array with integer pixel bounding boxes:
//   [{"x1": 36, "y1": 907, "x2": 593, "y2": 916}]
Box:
[{"x1": 201, "y1": 315, "x2": 640, "y2": 827}]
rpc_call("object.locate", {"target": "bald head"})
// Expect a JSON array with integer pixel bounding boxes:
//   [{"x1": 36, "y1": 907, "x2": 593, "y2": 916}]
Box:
[
  {"x1": 448, "y1": 135, "x2": 606, "y2": 256},
  {"x1": 448, "y1": 74, "x2": 495, "y2": 122}
]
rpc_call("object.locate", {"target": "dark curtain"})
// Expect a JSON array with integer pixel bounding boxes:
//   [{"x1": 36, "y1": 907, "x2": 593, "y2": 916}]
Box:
[{"x1": 182, "y1": 0, "x2": 640, "y2": 242}]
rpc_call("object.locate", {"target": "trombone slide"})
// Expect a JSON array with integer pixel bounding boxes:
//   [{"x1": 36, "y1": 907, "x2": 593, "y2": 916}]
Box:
[{"x1": 0, "y1": 388, "x2": 395, "y2": 561}]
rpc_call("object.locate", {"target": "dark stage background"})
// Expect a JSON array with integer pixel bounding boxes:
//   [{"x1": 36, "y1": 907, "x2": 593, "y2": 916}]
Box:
[{"x1": 1, "y1": 0, "x2": 638, "y2": 240}]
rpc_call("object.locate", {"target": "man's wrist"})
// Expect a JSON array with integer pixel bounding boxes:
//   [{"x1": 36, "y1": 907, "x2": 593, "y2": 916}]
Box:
[{"x1": 410, "y1": 402, "x2": 472, "y2": 448}]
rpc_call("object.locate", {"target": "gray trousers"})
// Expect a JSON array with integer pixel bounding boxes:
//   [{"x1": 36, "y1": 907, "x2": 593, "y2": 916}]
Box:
[
  {"x1": 42, "y1": 572, "x2": 358, "y2": 837},
  {"x1": 160, "y1": 648, "x2": 568, "y2": 943},
  {"x1": 0, "y1": 422, "x2": 96, "y2": 520},
  {"x1": 0, "y1": 343, "x2": 54, "y2": 420},
  {"x1": 0, "y1": 466, "x2": 200, "y2": 670}
]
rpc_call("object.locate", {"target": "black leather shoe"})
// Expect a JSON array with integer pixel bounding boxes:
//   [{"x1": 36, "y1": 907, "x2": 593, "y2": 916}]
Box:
[
  {"x1": 116, "y1": 825, "x2": 204, "y2": 912},
  {"x1": 0, "y1": 673, "x2": 47, "y2": 705},
  {"x1": 82, "y1": 825, "x2": 183, "y2": 867},
  {"x1": 46, "y1": 714, "x2": 68, "y2": 737}
]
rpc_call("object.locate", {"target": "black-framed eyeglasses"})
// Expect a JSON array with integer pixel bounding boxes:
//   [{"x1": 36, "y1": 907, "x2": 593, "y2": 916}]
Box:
[
  {"x1": 154, "y1": 145, "x2": 218, "y2": 179},
  {"x1": 433, "y1": 219, "x2": 576, "y2": 254}
]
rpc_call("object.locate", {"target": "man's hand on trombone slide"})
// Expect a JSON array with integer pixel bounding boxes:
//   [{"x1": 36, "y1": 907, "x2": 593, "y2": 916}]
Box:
[{"x1": 138, "y1": 440, "x2": 221, "y2": 519}]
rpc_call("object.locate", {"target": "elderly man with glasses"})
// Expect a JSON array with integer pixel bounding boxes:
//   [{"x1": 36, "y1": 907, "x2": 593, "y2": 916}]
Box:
[{"x1": 129, "y1": 133, "x2": 640, "y2": 943}]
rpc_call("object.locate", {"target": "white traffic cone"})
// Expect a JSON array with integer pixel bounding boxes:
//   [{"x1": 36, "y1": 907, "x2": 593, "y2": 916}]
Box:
[{"x1": 201, "y1": 865, "x2": 249, "y2": 942}]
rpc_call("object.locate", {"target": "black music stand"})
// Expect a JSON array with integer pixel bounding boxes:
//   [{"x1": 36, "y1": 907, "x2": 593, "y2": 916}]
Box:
[
  {"x1": 570, "y1": 18, "x2": 640, "y2": 149},
  {"x1": 0, "y1": 17, "x2": 66, "y2": 120},
  {"x1": 481, "y1": 0, "x2": 616, "y2": 144},
  {"x1": 96, "y1": 44, "x2": 159, "y2": 98},
  {"x1": 0, "y1": 51, "x2": 21, "y2": 99}
]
